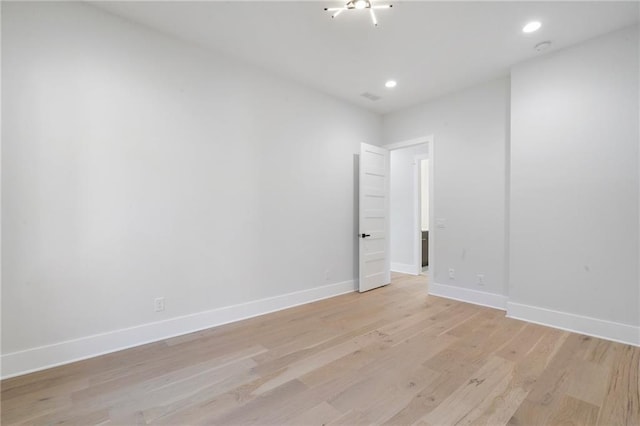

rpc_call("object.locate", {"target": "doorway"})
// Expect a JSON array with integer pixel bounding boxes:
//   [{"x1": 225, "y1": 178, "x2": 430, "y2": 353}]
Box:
[{"x1": 387, "y1": 136, "x2": 434, "y2": 284}]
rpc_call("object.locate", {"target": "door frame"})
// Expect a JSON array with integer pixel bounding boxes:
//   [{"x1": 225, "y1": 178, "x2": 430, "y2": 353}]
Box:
[{"x1": 384, "y1": 135, "x2": 435, "y2": 285}]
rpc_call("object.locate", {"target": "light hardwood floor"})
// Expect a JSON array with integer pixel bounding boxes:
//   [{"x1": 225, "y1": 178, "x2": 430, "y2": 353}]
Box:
[{"x1": 2, "y1": 273, "x2": 639, "y2": 425}]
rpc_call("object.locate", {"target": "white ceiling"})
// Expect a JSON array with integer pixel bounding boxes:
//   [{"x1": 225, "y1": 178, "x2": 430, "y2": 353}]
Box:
[{"x1": 93, "y1": 1, "x2": 639, "y2": 114}]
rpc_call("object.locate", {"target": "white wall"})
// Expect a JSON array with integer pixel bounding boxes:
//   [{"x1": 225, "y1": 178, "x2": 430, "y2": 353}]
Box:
[
  {"x1": 383, "y1": 78, "x2": 510, "y2": 303},
  {"x1": 509, "y1": 26, "x2": 640, "y2": 339},
  {"x1": 389, "y1": 144, "x2": 428, "y2": 273},
  {"x1": 421, "y1": 159, "x2": 429, "y2": 231},
  {"x1": 1, "y1": 2, "x2": 381, "y2": 376}
]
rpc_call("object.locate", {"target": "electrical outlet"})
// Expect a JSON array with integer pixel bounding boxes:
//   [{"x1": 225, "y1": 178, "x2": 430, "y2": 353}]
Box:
[
  {"x1": 325, "y1": 269, "x2": 331, "y2": 281},
  {"x1": 154, "y1": 297, "x2": 165, "y2": 312},
  {"x1": 448, "y1": 268, "x2": 455, "y2": 279},
  {"x1": 477, "y1": 274, "x2": 485, "y2": 286}
]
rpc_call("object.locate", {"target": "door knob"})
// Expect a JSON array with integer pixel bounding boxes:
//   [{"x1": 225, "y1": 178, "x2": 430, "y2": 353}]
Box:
[{"x1": 361, "y1": 233, "x2": 371, "y2": 238}]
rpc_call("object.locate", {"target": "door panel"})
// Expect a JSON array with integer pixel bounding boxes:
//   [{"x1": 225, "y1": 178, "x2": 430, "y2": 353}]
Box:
[{"x1": 359, "y1": 143, "x2": 390, "y2": 292}]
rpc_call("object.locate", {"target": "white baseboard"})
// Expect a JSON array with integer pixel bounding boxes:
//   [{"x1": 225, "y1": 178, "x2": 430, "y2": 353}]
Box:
[
  {"x1": 1, "y1": 280, "x2": 357, "y2": 379},
  {"x1": 429, "y1": 282, "x2": 508, "y2": 311},
  {"x1": 391, "y1": 262, "x2": 419, "y2": 275},
  {"x1": 506, "y1": 302, "x2": 640, "y2": 347}
]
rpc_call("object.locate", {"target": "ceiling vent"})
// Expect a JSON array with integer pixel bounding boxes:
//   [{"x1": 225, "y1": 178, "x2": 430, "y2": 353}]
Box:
[{"x1": 361, "y1": 92, "x2": 381, "y2": 101}]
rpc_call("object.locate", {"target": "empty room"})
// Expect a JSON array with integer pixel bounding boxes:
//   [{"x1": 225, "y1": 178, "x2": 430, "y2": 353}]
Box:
[{"x1": 1, "y1": 1, "x2": 639, "y2": 425}]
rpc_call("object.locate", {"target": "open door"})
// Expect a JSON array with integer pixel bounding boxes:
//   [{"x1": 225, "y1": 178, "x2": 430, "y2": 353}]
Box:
[{"x1": 359, "y1": 143, "x2": 390, "y2": 292}]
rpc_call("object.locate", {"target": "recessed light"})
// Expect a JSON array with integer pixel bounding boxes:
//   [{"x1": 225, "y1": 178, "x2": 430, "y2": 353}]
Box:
[
  {"x1": 385, "y1": 80, "x2": 397, "y2": 88},
  {"x1": 522, "y1": 21, "x2": 542, "y2": 33}
]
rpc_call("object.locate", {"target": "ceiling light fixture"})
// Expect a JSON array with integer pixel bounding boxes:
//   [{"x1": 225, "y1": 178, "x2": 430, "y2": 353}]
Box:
[
  {"x1": 522, "y1": 21, "x2": 542, "y2": 33},
  {"x1": 354, "y1": 0, "x2": 367, "y2": 9},
  {"x1": 385, "y1": 80, "x2": 397, "y2": 88},
  {"x1": 324, "y1": 0, "x2": 393, "y2": 27}
]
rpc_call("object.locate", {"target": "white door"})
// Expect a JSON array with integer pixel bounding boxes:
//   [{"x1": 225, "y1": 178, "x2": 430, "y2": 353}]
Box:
[{"x1": 359, "y1": 143, "x2": 390, "y2": 292}]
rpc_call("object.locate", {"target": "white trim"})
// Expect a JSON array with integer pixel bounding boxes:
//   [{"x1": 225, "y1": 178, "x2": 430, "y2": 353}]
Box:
[
  {"x1": 391, "y1": 262, "x2": 419, "y2": 275},
  {"x1": 427, "y1": 138, "x2": 435, "y2": 287},
  {"x1": 429, "y1": 282, "x2": 508, "y2": 310},
  {"x1": 384, "y1": 135, "x2": 433, "y2": 151},
  {"x1": 506, "y1": 302, "x2": 640, "y2": 347},
  {"x1": 1, "y1": 280, "x2": 357, "y2": 379}
]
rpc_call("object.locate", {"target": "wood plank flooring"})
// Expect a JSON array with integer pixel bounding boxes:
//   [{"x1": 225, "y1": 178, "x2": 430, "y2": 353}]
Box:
[{"x1": 2, "y1": 273, "x2": 639, "y2": 425}]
